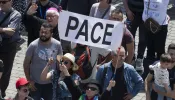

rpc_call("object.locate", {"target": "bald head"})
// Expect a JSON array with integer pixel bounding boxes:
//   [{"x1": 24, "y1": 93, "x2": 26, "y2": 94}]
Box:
[
  {"x1": 111, "y1": 46, "x2": 125, "y2": 56},
  {"x1": 111, "y1": 46, "x2": 126, "y2": 67}
]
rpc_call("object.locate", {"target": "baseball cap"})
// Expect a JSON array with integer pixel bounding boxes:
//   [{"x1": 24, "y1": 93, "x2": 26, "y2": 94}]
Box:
[{"x1": 16, "y1": 78, "x2": 29, "y2": 89}]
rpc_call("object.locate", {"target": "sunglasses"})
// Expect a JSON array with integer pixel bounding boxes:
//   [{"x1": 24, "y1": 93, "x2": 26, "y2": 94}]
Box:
[
  {"x1": 22, "y1": 89, "x2": 29, "y2": 93},
  {"x1": 0, "y1": 0, "x2": 10, "y2": 4},
  {"x1": 64, "y1": 61, "x2": 69, "y2": 65},
  {"x1": 61, "y1": 60, "x2": 70, "y2": 65},
  {"x1": 86, "y1": 86, "x2": 97, "y2": 91}
]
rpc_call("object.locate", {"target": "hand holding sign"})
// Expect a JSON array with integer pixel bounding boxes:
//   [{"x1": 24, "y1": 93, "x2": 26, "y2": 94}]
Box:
[{"x1": 106, "y1": 80, "x2": 116, "y2": 91}]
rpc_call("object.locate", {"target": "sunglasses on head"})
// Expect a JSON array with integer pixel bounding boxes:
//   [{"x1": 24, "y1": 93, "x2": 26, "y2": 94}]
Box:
[
  {"x1": 0, "y1": 0, "x2": 10, "y2": 4},
  {"x1": 22, "y1": 89, "x2": 29, "y2": 93},
  {"x1": 86, "y1": 86, "x2": 97, "y2": 91}
]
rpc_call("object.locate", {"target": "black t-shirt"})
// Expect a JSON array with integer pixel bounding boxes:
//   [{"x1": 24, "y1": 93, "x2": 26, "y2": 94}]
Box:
[
  {"x1": 36, "y1": 1, "x2": 59, "y2": 19},
  {"x1": 109, "y1": 64, "x2": 127, "y2": 100},
  {"x1": 168, "y1": 67, "x2": 175, "y2": 88},
  {"x1": 0, "y1": 60, "x2": 3, "y2": 72},
  {"x1": 0, "y1": 67, "x2": 3, "y2": 73},
  {"x1": 128, "y1": 0, "x2": 144, "y2": 13}
]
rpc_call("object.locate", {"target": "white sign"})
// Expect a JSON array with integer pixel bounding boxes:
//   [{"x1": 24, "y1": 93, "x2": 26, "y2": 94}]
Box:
[{"x1": 58, "y1": 11, "x2": 124, "y2": 50}]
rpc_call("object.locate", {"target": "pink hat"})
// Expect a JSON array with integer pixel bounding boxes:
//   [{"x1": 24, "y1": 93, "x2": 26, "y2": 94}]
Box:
[
  {"x1": 46, "y1": 7, "x2": 59, "y2": 16},
  {"x1": 47, "y1": 7, "x2": 58, "y2": 12}
]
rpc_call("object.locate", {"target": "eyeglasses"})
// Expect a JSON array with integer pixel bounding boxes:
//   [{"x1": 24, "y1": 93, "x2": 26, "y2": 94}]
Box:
[
  {"x1": 46, "y1": 15, "x2": 56, "y2": 18},
  {"x1": 86, "y1": 86, "x2": 97, "y2": 91},
  {"x1": 0, "y1": 0, "x2": 10, "y2": 4},
  {"x1": 22, "y1": 89, "x2": 29, "y2": 93}
]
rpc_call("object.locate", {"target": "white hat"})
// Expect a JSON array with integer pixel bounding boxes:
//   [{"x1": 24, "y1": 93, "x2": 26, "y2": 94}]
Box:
[{"x1": 57, "y1": 53, "x2": 79, "y2": 71}]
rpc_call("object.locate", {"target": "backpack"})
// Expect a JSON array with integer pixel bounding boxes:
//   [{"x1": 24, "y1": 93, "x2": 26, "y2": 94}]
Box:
[{"x1": 72, "y1": 45, "x2": 93, "y2": 80}]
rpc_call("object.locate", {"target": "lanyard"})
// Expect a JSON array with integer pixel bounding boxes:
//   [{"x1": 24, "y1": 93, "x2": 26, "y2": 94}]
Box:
[{"x1": 39, "y1": 6, "x2": 46, "y2": 19}]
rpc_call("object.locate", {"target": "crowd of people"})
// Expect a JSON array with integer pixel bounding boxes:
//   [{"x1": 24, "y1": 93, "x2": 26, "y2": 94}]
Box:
[{"x1": 0, "y1": 0, "x2": 175, "y2": 100}]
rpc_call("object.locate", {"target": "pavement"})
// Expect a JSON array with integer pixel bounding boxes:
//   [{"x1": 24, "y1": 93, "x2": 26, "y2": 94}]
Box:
[{"x1": 4, "y1": 1, "x2": 175, "y2": 100}]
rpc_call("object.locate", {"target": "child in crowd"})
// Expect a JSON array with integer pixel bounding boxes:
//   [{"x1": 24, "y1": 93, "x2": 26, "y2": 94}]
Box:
[
  {"x1": 5, "y1": 78, "x2": 33, "y2": 100},
  {"x1": 149, "y1": 53, "x2": 172, "y2": 100}
]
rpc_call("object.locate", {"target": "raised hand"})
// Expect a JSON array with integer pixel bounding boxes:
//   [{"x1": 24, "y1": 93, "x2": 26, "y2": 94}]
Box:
[
  {"x1": 47, "y1": 57, "x2": 54, "y2": 66},
  {"x1": 27, "y1": 4, "x2": 38, "y2": 15}
]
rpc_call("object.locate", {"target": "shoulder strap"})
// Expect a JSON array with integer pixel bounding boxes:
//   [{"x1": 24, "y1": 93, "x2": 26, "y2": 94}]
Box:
[
  {"x1": 101, "y1": 5, "x2": 111, "y2": 19},
  {"x1": 0, "y1": 10, "x2": 13, "y2": 26},
  {"x1": 101, "y1": 64, "x2": 108, "y2": 89}
]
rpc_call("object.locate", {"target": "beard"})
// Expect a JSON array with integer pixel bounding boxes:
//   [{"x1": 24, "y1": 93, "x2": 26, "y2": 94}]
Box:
[{"x1": 39, "y1": 36, "x2": 51, "y2": 42}]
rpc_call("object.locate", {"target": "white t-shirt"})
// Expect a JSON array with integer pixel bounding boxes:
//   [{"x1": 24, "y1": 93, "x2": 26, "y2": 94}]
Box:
[
  {"x1": 89, "y1": 3, "x2": 115, "y2": 19},
  {"x1": 142, "y1": 0, "x2": 169, "y2": 25},
  {"x1": 149, "y1": 62, "x2": 170, "y2": 87}
]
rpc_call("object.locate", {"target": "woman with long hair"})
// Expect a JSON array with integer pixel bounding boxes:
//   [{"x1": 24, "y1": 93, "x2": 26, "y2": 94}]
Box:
[{"x1": 40, "y1": 53, "x2": 80, "y2": 100}]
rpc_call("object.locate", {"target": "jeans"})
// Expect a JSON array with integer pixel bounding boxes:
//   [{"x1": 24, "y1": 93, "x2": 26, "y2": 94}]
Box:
[
  {"x1": 30, "y1": 83, "x2": 53, "y2": 100},
  {"x1": 0, "y1": 43, "x2": 17, "y2": 98},
  {"x1": 145, "y1": 25, "x2": 168, "y2": 60},
  {"x1": 155, "y1": 83, "x2": 172, "y2": 100},
  {"x1": 126, "y1": 12, "x2": 146, "y2": 59}
]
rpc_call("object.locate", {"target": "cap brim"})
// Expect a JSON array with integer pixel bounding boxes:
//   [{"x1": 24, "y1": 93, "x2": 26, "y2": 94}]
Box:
[{"x1": 21, "y1": 81, "x2": 29, "y2": 86}]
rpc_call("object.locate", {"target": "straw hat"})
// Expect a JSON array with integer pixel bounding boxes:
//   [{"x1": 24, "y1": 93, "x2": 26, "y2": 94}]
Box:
[{"x1": 57, "y1": 53, "x2": 79, "y2": 71}]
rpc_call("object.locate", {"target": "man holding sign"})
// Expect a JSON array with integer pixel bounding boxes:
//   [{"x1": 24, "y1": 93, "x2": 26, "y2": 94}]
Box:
[{"x1": 96, "y1": 46, "x2": 143, "y2": 100}]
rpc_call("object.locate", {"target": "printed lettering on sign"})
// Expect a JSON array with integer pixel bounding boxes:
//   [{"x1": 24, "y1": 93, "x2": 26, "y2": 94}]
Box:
[{"x1": 58, "y1": 11, "x2": 124, "y2": 51}]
